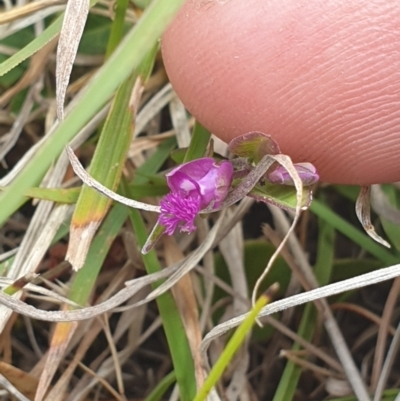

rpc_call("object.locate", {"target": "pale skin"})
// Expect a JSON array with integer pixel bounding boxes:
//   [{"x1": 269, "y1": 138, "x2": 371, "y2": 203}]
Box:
[{"x1": 162, "y1": 0, "x2": 400, "y2": 185}]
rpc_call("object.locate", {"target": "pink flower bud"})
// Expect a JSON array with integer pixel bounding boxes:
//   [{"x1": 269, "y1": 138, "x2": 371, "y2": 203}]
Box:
[
  {"x1": 159, "y1": 158, "x2": 233, "y2": 235},
  {"x1": 267, "y1": 162, "x2": 319, "y2": 186}
]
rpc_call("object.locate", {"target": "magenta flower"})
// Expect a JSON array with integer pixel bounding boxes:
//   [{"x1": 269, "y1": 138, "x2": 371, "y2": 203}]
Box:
[
  {"x1": 267, "y1": 162, "x2": 319, "y2": 186},
  {"x1": 159, "y1": 158, "x2": 233, "y2": 235}
]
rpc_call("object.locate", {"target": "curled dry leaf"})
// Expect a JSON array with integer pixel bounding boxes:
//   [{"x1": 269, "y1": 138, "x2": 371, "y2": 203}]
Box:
[
  {"x1": 356, "y1": 186, "x2": 391, "y2": 248},
  {"x1": 56, "y1": 0, "x2": 90, "y2": 120},
  {"x1": 65, "y1": 146, "x2": 160, "y2": 213},
  {"x1": 370, "y1": 184, "x2": 400, "y2": 225}
]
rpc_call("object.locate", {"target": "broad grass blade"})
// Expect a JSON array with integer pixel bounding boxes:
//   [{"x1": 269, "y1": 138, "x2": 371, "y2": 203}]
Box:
[{"x1": 67, "y1": 46, "x2": 157, "y2": 270}]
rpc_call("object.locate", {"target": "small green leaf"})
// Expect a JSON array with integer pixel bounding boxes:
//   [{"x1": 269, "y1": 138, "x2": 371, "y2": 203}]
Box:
[
  {"x1": 228, "y1": 131, "x2": 280, "y2": 163},
  {"x1": 142, "y1": 221, "x2": 166, "y2": 254},
  {"x1": 248, "y1": 181, "x2": 312, "y2": 211}
]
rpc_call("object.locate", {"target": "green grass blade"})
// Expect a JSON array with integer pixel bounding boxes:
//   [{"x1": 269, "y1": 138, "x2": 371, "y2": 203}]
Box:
[
  {"x1": 115, "y1": 134, "x2": 196, "y2": 400},
  {"x1": 183, "y1": 121, "x2": 211, "y2": 162},
  {"x1": 0, "y1": 0, "x2": 186, "y2": 227},
  {"x1": 67, "y1": 73, "x2": 137, "y2": 268},
  {"x1": 69, "y1": 203, "x2": 128, "y2": 304},
  {"x1": 194, "y1": 295, "x2": 268, "y2": 401},
  {"x1": 144, "y1": 371, "x2": 176, "y2": 401},
  {"x1": 0, "y1": 16, "x2": 62, "y2": 77},
  {"x1": 122, "y1": 184, "x2": 196, "y2": 401},
  {"x1": 271, "y1": 305, "x2": 317, "y2": 401},
  {"x1": 105, "y1": 0, "x2": 130, "y2": 57},
  {"x1": 311, "y1": 199, "x2": 399, "y2": 265},
  {"x1": 68, "y1": 45, "x2": 157, "y2": 268},
  {"x1": 0, "y1": 181, "x2": 168, "y2": 205}
]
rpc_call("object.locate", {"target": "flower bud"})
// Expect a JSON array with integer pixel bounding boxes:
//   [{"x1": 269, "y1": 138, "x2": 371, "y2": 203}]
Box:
[{"x1": 267, "y1": 162, "x2": 319, "y2": 186}]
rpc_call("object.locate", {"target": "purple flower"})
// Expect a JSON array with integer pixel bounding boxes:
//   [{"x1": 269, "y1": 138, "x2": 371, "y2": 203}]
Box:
[
  {"x1": 159, "y1": 158, "x2": 233, "y2": 235},
  {"x1": 267, "y1": 162, "x2": 319, "y2": 186}
]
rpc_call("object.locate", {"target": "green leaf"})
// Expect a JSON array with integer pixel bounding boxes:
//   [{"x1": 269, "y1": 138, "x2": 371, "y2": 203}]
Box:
[
  {"x1": 194, "y1": 294, "x2": 269, "y2": 401},
  {"x1": 183, "y1": 121, "x2": 211, "y2": 162},
  {"x1": 0, "y1": 15, "x2": 62, "y2": 77},
  {"x1": 311, "y1": 199, "x2": 399, "y2": 265},
  {"x1": 68, "y1": 44, "x2": 158, "y2": 269},
  {"x1": 248, "y1": 181, "x2": 312, "y2": 211},
  {"x1": 105, "y1": 0, "x2": 130, "y2": 58}
]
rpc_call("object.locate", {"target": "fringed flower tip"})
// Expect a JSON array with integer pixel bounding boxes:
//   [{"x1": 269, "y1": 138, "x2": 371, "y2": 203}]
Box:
[{"x1": 159, "y1": 192, "x2": 201, "y2": 235}]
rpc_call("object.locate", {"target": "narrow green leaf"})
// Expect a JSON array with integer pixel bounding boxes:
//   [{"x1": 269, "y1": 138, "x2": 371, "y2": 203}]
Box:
[
  {"x1": 105, "y1": 0, "x2": 130, "y2": 57},
  {"x1": 69, "y1": 203, "x2": 128, "y2": 304},
  {"x1": 183, "y1": 121, "x2": 211, "y2": 162},
  {"x1": 127, "y1": 210, "x2": 196, "y2": 401},
  {"x1": 121, "y1": 146, "x2": 197, "y2": 400},
  {"x1": 0, "y1": 182, "x2": 168, "y2": 204},
  {"x1": 194, "y1": 295, "x2": 269, "y2": 401},
  {"x1": 0, "y1": 0, "x2": 100, "y2": 77},
  {"x1": 0, "y1": 186, "x2": 80, "y2": 204},
  {"x1": 311, "y1": 199, "x2": 398, "y2": 265},
  {"x1": 0, "y1": 16, "x2": 62, "y2": 77},
  {"x1": 67, "y1": 44, "x2": 158, "y2": 269},
  {"x1": 144, "y1": 371, "x2": 176, "y2": 401}
]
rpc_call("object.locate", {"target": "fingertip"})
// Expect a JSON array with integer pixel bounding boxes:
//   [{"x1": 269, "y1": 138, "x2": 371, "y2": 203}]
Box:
[{"x1": 163, "y1": 0, "x2": 400, "y2": 185}]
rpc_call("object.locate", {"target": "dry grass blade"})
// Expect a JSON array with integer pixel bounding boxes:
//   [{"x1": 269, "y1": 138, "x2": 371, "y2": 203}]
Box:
[
  {"x1": 44, "y1": 320, "x2": 103, "y2": 401},
  {"x1": 169, "y1": 96, "x2": 191, "y2": 148},
  {"x1": 35, "y1": 320, "x2": 79, "y2": 401},
  {"x1": 0, "y1": 361, "x2": 39, "y2": 400},
  {"x1": 132, "y1": 82, "x2": 175, "y2": 138},
  {"x1": 371, "y1": 276, "x2": 400, "y2": 391},
  {"x1": 0, "y1": 373, "x2": 32, "y2": 401},
  {"x1": 371, "y1": 184, "x2": 400, "y2": 224},
  {"x1": 56, "y1": 0, "x2": 90, "y2": 120},
  {"x1": 0, "y1": 204, "x2": 72, "y2": 333},
  {"x1": 0, "y1": 103, "x2": 109, "y2": 187},
  {"x1": 139, "y1": 210, "x2": 226, "y2": 306},
  {"x1": 373, "y1": 320, "x2": 400, "y2": 401},
  {"x1": 0, "y1": 84, "x2": 38, "y2": 162},
  {"x1": 0, "y1": 0, "x2": 66, "y2": 24},
  {"x1": 251, "y1": 154, "x2": 303, "y2": 308},
  {"x1": 356, "y1": 186, "x2": 391, "y2": 248},
  {"x1": 65, "y1": 146, "x2": 160, "y2": 212},
  {"x1": 201, "y1": 262, "x2": 400, "y2": 381},
  {"x1": 269, "y1": 206, "x2": 371, "y2": 401},
  {"x1": 0, "y1": 262, "x2": 179, "y2": 321}
]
